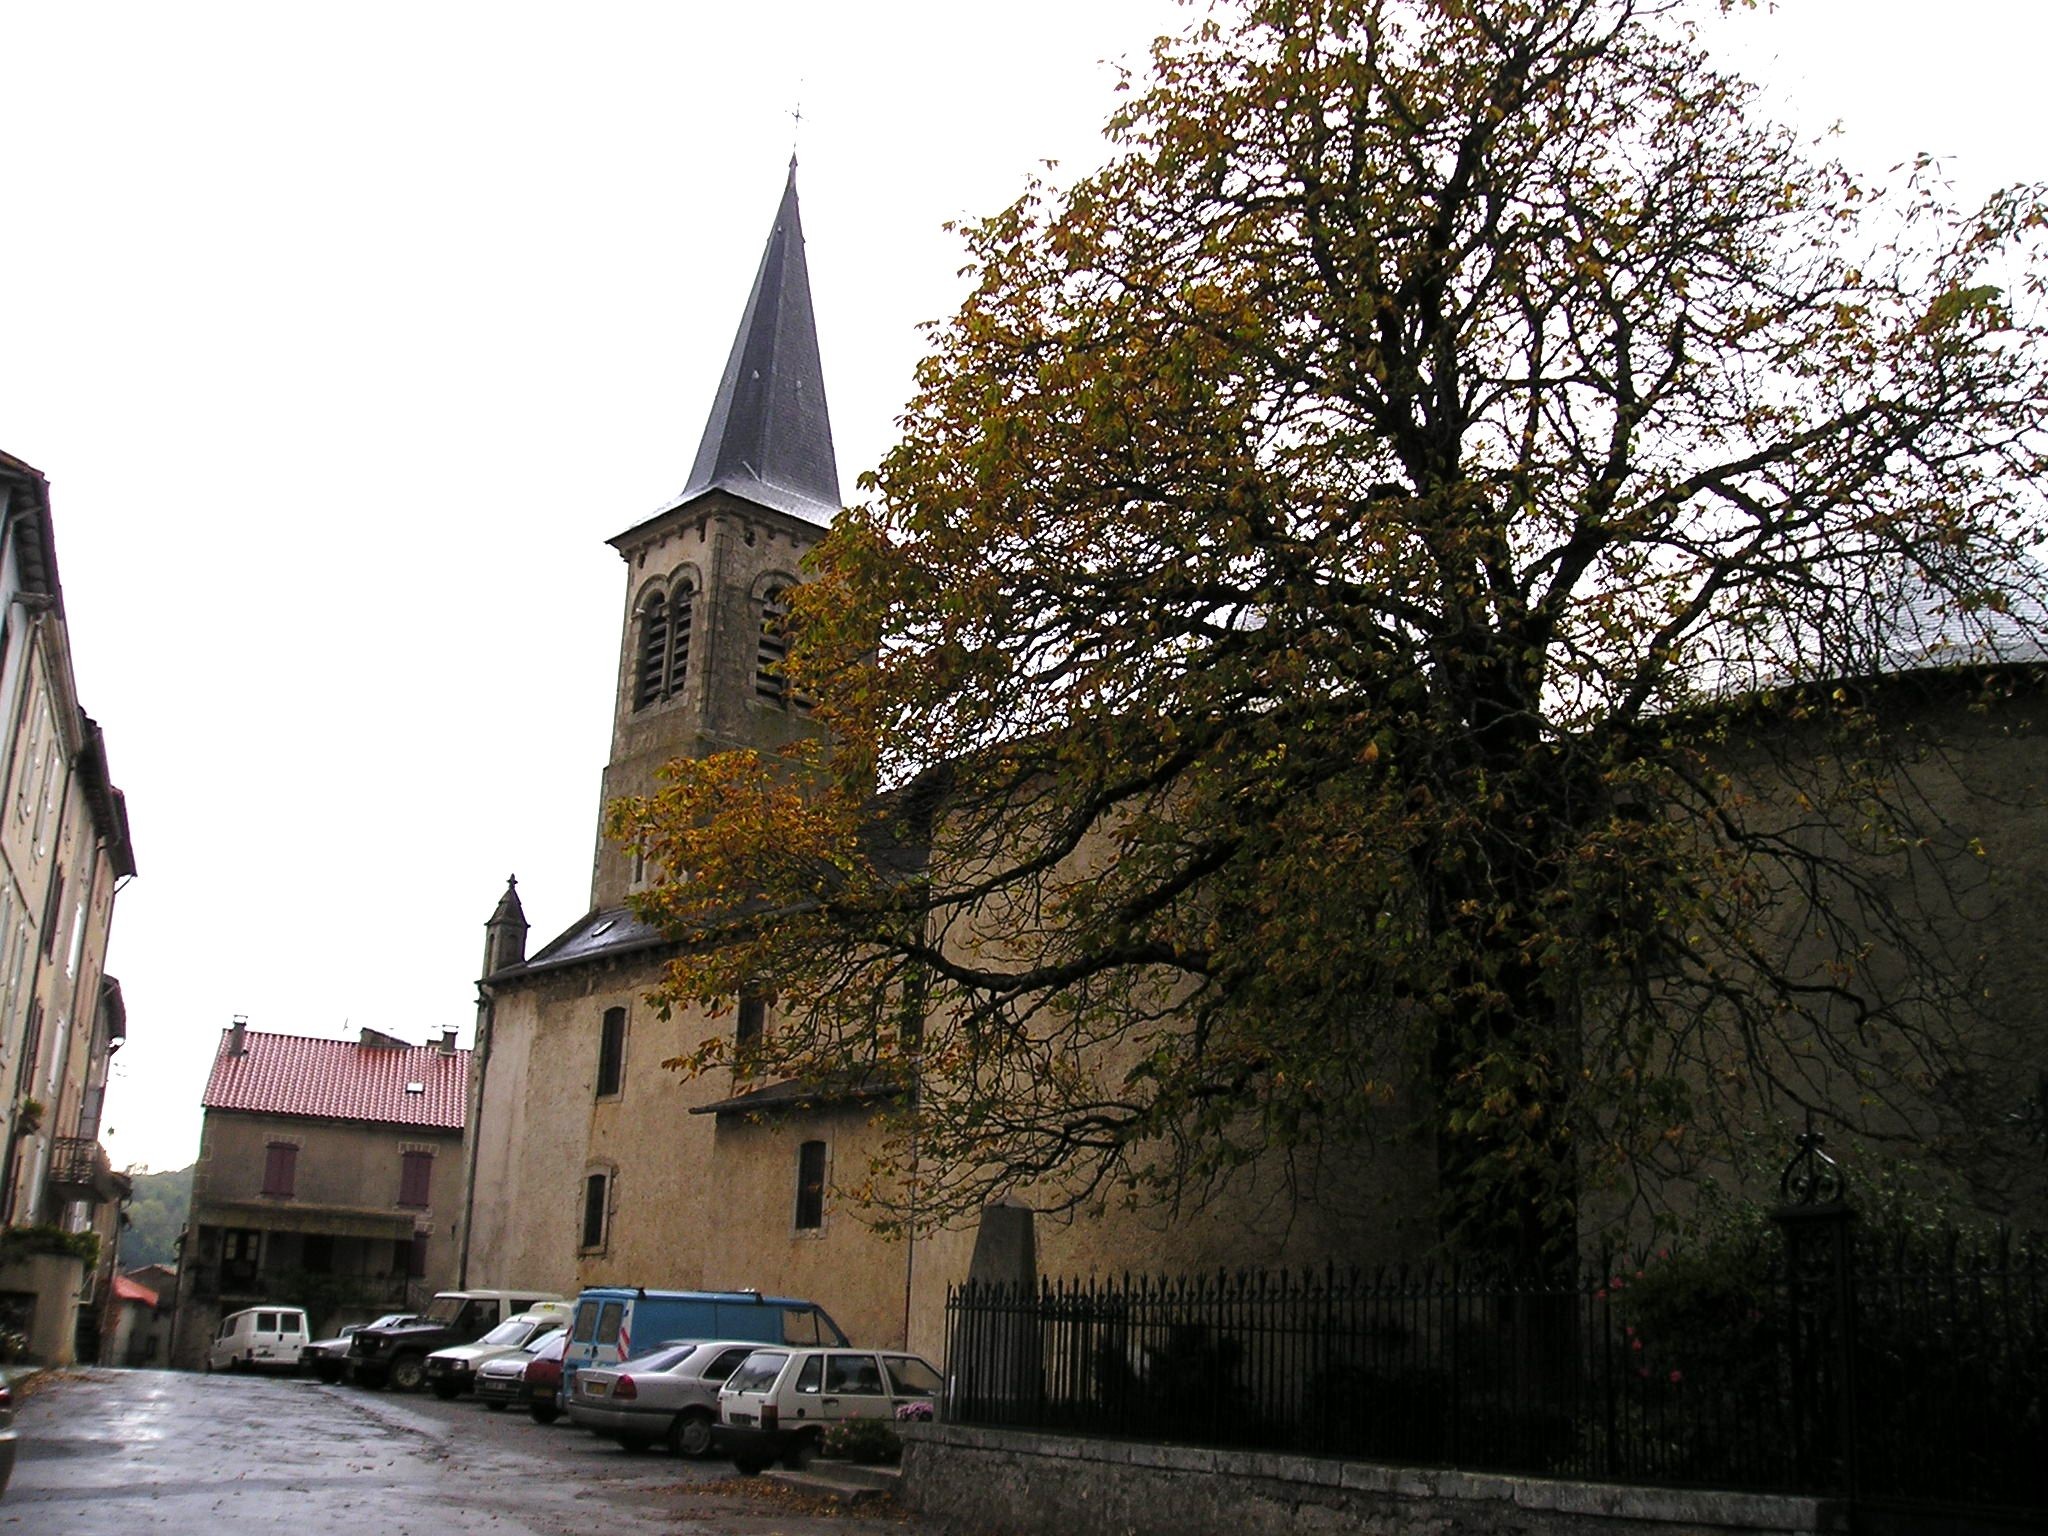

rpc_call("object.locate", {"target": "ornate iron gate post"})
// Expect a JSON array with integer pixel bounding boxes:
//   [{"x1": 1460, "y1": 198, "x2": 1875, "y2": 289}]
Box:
[{"x1": 1772, "y1": 1129, "x2": 1858, "y2": 1500}]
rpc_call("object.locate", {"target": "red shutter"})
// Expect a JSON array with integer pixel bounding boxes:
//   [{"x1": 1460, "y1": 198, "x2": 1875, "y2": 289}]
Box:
[
  {"x1": 398, "y1": 1150, "x2": 432, "y2": 1208},
  {"x1": 262, "y1": 1143, "x2": 296, "y2": 1198}
]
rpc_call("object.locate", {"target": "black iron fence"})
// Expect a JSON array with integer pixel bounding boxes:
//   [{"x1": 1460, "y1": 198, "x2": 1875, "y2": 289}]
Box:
[{"x1": 945, "y1": 1224, "x2": 2046, "y2": 1514}]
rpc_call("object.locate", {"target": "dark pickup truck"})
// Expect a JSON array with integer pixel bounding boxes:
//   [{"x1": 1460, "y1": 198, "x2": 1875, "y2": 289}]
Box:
[{"x1": 348, "y1": 1288, "x2": 561, "y2": 1391}]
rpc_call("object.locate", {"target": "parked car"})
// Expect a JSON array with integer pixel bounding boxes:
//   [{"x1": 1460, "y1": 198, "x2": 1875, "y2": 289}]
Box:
[
  {"x1": 349, "y1": 1288, "x2": 561, "y2": 1392},
  {"x1": 300, "y1": 1313, "x2": 424, "y2": 1383},
  {"x1": 473, "y1": 1329, "x2": 568, "y2": 1415},
  {"x1": 525, "y1": 1331, "x2": 571, "y2": 1424},
  {"x1": 0, "y1": 1375, "x2": 15, "y2": 1496},
  {"x1": 424, "y1": 1305, "x2": 570, "y2": 1399},
  {"x1": 715, "y1": 1346, "x2": 942, "y2": 1473},
  {"x1": 206, "y1": 1306, "x2": 310, "y2": 1373},
  {"x1": 560, "y1": 1288, "x2": 846, "y2": 1403},
  {"x1": 567, "y1": 1340, "x2": 763, "y2": 1456}
]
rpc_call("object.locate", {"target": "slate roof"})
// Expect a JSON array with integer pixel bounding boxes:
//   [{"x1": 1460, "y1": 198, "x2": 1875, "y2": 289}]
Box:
[
  {"x1": 202, "y1": 1029, "x2": 469, "y2": 1131},
  {"x1": 505, "y1": 905, "x2": 669, "y2": 977},
  {"x1": 688, "y1": 1071, "x2": 899, "y2": 1118},
  {"x1": 672, "y1": 160, "x2": 841, "y2": 526}
]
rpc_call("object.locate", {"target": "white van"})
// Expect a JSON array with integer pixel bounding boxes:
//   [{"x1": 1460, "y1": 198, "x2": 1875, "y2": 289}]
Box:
[{"x1": 207, "y1": 1305, "x2": 310, "y2": 1373}]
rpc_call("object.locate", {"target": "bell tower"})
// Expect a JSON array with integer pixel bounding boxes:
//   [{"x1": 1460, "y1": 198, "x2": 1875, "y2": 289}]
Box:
[{"x1": 590, "y1": 161, "x2": 841, "y2": 910}]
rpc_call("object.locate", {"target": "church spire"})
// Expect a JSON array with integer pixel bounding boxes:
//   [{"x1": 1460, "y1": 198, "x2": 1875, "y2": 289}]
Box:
[{"x1": 676, "y1": 161, "x2": 841, "y2": 525}]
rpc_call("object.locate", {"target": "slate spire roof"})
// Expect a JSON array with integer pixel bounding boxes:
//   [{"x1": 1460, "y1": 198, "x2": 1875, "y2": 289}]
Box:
[{"x1": 675, "y1": 159, "x2": 842, "y2": 526}]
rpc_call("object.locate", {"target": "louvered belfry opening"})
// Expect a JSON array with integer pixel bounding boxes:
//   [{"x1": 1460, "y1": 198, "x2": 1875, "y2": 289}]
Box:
[
  {"x1": 633, "y1": 581, "x2": 695, "y2": 711},
  {"x1": 755, "y1": 587, "x2": 791, "y2": 702},
  {"x1": 634, "y1": 593, "x2": 669, "y2": 709}
]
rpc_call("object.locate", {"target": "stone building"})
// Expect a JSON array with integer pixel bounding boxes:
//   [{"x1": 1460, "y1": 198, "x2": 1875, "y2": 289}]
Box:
[
  {"x1": 169, "y1": 1021, "x2": 467, "y2": 1366},
  {"x1": 457, "y1": 169, "x2": 1446, "y2": 1361},
  {"x1": 0, "y1": 451, "x2": 137, "y2": 1365},
  {"x1": 458, "y1": 170, "x2": 2048, "y2": 1364}
]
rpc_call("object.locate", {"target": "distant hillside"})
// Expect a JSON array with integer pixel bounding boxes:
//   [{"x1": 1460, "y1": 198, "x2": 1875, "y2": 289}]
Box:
[{"x1": 122, "y1": 1165, "x2": 192, "y2": 1269}]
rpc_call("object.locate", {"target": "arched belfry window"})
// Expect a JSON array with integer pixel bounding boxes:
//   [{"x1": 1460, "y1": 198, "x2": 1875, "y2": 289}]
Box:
[
  {"x1": 755, "y1": 586, "x2": 791, "y2": 703},
  {"x1": 632, "y1": 579, "x2": 695, "y2": 711},
  {"x1": 754, "y1": 584, "x2": 810, "y2": 713}
]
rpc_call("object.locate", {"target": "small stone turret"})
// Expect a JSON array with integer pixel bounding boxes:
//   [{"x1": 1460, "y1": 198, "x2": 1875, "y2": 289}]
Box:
[{"x1": 481, "y1": 876, "x2": 528, "y2": 978}]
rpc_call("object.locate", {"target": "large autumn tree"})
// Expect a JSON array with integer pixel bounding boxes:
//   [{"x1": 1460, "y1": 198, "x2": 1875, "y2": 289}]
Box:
[{"x1": 615, "y1": 0, "x2": 2048, "y2": 1264}]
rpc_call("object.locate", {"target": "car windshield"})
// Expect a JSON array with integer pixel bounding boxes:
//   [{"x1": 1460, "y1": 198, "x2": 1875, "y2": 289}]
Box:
[
  {"x1": 531, "y1": 1332, "x2": 569, "y2": 1360},
  {"x1": 479, "y1": 1319, "x2": 531, "y2": 1346},
  {"x1": 725, "y1": 1351, "x2": 788, "y2": 1394},
  {"x1": 424, "y1": 1296, "x2": 465, "y2": 1324}
]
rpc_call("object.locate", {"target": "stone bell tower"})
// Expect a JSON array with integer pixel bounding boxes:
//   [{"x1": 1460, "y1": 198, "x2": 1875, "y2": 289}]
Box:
[{"x1": 589, "y1": 160, "x2": 841, "y2": 911}]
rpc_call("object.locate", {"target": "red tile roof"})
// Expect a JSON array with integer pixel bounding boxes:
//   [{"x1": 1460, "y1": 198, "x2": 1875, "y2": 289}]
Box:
[
  {"x1": 111, "y1": 1274, "x2": 158, "y2": 1307},
  {"x1": 202, "y1": 1029, "x2": 469, "y2": 1131}
]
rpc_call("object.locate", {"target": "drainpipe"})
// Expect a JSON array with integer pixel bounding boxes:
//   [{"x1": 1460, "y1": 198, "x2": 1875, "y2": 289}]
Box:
[{"x1": 456, "y1": 980, "x2": 494, "y2": 1288}]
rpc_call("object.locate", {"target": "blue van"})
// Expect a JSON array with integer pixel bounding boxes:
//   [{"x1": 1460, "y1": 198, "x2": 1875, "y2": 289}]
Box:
[{"x1": 558, "y1": 1288, "x2": 848, "y2": 1401}]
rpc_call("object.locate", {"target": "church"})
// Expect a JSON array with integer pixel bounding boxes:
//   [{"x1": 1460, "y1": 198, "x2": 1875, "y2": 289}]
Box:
[
  {"x1": 456, "y1": 166, "x2": 2048, "y2": 1358},
  {"x1": 453, "y1": 167, "x2": 1449, "y2": 1357}
]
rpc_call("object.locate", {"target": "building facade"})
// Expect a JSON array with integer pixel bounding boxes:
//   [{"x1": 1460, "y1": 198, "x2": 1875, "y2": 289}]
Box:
[
  {"x1": 0, "y1": 451, "x2": 137, "y2": 1365},
  {"x1": 459, "y1": 172, "x2": 2048, "y2": 1367},
  {"x1": 169, "y1": 1022, "x2": 467, "y2": 1366}
]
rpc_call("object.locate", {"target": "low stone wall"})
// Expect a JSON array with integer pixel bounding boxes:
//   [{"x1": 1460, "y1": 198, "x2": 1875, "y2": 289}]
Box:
[{"x1": 899, "y1": 1424, "x2": 1845, "y2": 1536}]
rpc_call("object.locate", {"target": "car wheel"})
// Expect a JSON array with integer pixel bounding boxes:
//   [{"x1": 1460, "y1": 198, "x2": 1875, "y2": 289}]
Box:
[
  {"x1": 484, "y1": 1400, "x2": 507, "y2": 1412},
  {"x1": 388, "y1": 1354, "x2": 427, "y2": 1393},
  {"x1": 731, "y1": 1453, "x2": 771, "y2": 1476},
  {"x1": 530, "y1": 1402, "x2": 560, "y2": 1425},
  {"x1": 781, "y1": 1431, "x2": 821, "y2": 1471},
  {"x1": 669, "y1": 1409, "x2": 714, "y2": 1459},
  {"x1": 431, "y1": 1378, "x2": 462, "y2": 1400}
]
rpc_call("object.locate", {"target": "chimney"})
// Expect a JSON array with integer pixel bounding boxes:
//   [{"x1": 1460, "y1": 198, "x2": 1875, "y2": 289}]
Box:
[
  {"x1": 227, "y1": 1016, "x2": 248, "y2": 1056},
  {"x1": 439, "y1": 1029, "x2": 457, "y2": 1054}
]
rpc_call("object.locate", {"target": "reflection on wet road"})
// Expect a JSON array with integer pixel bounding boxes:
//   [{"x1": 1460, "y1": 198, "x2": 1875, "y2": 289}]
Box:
[{"x1": 5, "y1": 1367, "x2": 895, "y2": 1535}]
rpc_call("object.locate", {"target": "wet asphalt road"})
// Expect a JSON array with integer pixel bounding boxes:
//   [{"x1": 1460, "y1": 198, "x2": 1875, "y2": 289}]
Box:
[{"x1": 5, "y1": 1367, "x2": 910, "y2": 1536}]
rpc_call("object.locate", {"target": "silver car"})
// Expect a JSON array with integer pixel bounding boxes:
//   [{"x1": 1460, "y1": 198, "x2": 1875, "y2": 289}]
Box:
[{"x1": 567, "y1": 1340, "x2": 763, "y2": 1457}]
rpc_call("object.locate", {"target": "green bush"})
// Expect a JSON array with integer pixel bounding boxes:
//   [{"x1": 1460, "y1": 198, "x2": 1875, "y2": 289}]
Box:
[
  {"x1": 820, "y1": 1418, "x2": 902, "y2": 1464},
  {"x1": 0, "y1": 1224, "x2": 100, "y2": 1269}
]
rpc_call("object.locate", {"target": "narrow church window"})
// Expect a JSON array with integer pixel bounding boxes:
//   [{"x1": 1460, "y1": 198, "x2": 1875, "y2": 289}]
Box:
[
  {"x1": 734, "y1": 991, "x2": 767, "y2": 1073},
  {"x1": 581, "y1": 1171, "x2": 610, "y2": 1251},
  {"x1": 633, "y1": 593, "x2": 670, "y2": 711},
  {"x1": 794, "y1": 1140, "x2": 827, "y2": 1231},
  {"x1": 596, "y1": 1007, "x2": 626, "y2": 1098}
]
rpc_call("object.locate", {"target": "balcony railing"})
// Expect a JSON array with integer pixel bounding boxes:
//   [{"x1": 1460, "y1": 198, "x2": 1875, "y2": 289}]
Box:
[{"x1": 46, "y1": 1137, "x2": 125, "y2": 1204}]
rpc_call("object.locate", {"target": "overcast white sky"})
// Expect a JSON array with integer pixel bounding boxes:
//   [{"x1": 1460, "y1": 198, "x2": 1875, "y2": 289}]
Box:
[{"x1": 1, "y1": 0, "x2": 2042, "y2": 1175}]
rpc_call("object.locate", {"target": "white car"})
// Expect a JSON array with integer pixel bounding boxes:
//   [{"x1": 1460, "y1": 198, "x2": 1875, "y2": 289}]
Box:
[
  {"x1": 207, "y1": 1306, "x2": 310, "y2": 1373},
  {"x1": 715, "y1": 1346, "x2": 941, "y2": 1473},
  {"x1": 424, "y1": 1305, "x2": 571, "y2": 1399}
]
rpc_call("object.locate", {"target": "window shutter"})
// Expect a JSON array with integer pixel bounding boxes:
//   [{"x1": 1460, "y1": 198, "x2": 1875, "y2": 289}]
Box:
[
  {"x1": 262, "y1": 1143, "x2": 297, "y2": 1198},
  {"x1": 398, "y1": 1150, "x2": 433, "y2": 1208}
]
